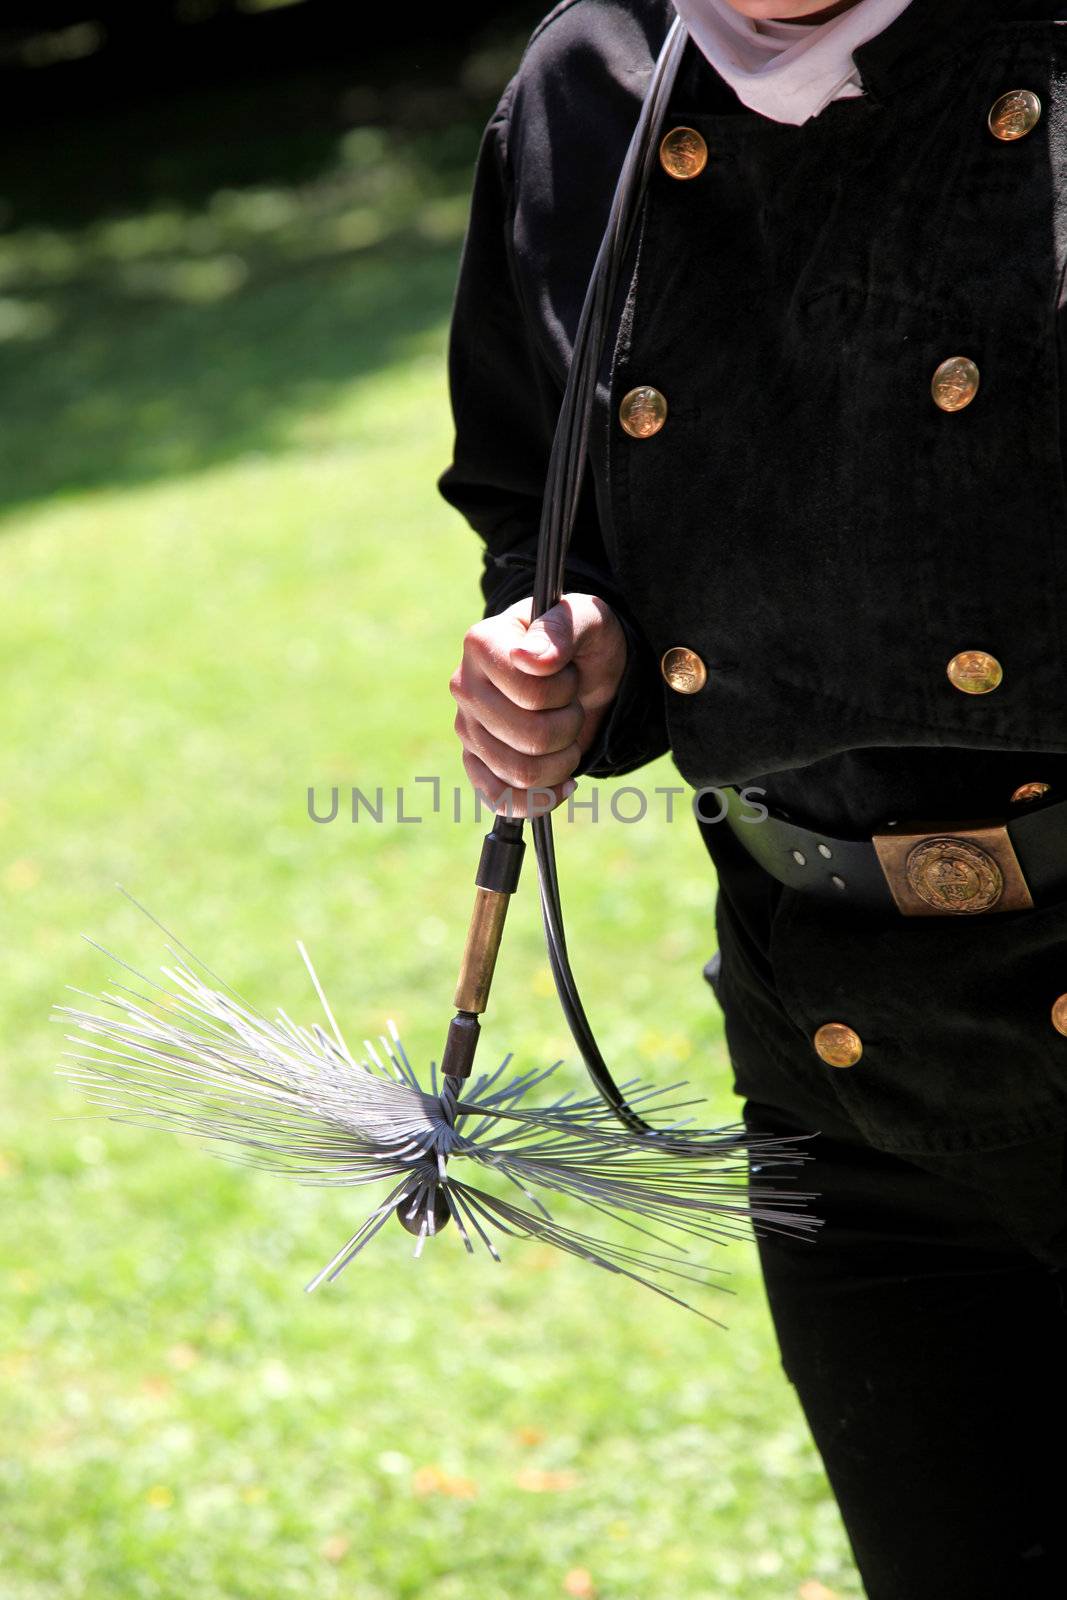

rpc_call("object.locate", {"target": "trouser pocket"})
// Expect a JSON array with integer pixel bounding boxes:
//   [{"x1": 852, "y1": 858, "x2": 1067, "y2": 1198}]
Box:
[{"x1": 768, "y1": 881, "x2": 1067, "y2": 1155}]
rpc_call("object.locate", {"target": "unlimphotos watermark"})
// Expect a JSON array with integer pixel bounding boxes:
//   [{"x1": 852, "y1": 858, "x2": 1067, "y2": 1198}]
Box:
[{"x1": 306, "y1": 779, "x2": 769, "y2": 826}]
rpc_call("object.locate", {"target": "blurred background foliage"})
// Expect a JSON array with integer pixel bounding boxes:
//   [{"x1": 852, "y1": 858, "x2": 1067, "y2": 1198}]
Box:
[
  {"x1": 0, "y1": 0, "x2": 546, "y2": 508},
  {"x1": 0, "y1": 5, "x2": 861, "y2": 1598}
]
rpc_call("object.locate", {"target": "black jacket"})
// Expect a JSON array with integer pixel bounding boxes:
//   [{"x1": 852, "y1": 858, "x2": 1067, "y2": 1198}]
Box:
[
  {"x1": 439, "y1": 0, "x2": 1067, "y2": 787},
  {"x1": 438, "y1": 0, "x2": 1067, "y2": 1155}
]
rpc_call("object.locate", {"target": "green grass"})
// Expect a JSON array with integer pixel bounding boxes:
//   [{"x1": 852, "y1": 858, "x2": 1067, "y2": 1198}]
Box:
[{"x1": 0, "y1": 73, "x2": 862, "y2": 1600}]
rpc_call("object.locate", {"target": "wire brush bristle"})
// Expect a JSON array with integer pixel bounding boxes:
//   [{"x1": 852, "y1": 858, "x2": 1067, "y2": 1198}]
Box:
[{"x1": 54, "y1": 903, "x2": 821, "y2": 1324}]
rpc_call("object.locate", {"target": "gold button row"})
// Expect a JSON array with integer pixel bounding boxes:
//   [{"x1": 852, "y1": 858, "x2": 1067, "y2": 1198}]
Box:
[
  {"x1": 621, "y1": 356, "x2": 981, "y2": 439},
  {"x1": 648, "y1": 95, "x2": 1034, "y2": 709},
  {"x1": 656, "y1": 90, "x2": 1040, "y2": 189},
  {"x1": 817, "y1": 997, "x2": 1067, "y2": 1065},
  {"x1": 658, "y1": 645, "x2": 1006, "y2": 696}
]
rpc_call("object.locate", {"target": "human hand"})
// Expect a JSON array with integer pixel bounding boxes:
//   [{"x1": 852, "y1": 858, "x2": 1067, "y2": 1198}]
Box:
[{"x1": 450, "y1": 593, "x2": 626, "y2": 816}]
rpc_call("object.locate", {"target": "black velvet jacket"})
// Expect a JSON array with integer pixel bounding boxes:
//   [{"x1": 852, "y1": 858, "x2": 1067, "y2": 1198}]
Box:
[
  {"x1": 439, "y1": 0, "x2": 1067, "y2": 798},
  {"x1": 438, "y1": 0, "x2": 1067, "y2": 1154}
]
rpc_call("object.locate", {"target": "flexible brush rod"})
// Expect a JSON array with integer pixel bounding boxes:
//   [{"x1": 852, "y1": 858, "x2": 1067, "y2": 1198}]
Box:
[
  {"x1": 443, "y1": 19, "x2": 688, "y2": 1127},
  {"x1": 527, "y1": 18, "x2": 690, "y2": 1135}
]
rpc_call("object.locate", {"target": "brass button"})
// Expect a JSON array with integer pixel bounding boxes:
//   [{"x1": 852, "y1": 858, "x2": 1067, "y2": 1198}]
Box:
[
  {"x1": 1053, "y1": 995, "x2": 1067, "y2": 1037},
  {"x1": 619, "y1": 386, "x2": 667, "y2": 439},
  {"x1": 931, "y1": 356, "x2": 980, "y2": 412},
  {"x1": 659, "y1": 126, "x2": 708, "y2": 180},
  {"x1": 661, "y1": 646, "x2": 707, "y2": 694},
  {"x1": 946, "y1": 650, "x2": 1003, "y2": 695},
  {"x1": 988, "y1": 89, "x2": 1042, "y2": 141},
  {"x1": 813, "y1": 1022, "x2": 863, "y2": 1069},
  {"x1": 1011, "y1": 781, "x2": 1051, "y2": 805}
]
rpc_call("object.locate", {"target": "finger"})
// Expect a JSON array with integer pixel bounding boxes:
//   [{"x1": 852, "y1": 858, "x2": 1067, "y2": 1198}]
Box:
[
  {"x1": 456, "y1": 708, "x2": 582, "y2": 791},
  {"x1": 461, "y1": 607, "x2": 579, "y2": 708},
  {"x1": 491, "y1": 658, "x2": 580, "y2": 712},
  {"x1": 453, "y1": 651, "x2": 579, "y2": 713},
  {"x1": 509, "y1": 593, "x2": 613, "y2": 677},
  {"x1": 461, "y1": 749, "x2": 576, "y2": 818},
  {"x1": 456, "y1": 672, "x2": 585, "y2": 756}
]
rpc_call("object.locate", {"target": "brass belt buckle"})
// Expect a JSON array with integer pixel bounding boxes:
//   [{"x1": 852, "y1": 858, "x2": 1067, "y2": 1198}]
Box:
[{"x1": 871, "y1": 818, "x2": 1033, "y2": 916}]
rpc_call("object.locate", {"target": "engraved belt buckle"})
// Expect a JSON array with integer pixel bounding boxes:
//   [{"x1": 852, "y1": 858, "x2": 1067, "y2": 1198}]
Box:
[{"x1": 871, "y1": 818, "x2": 1033, "y2": 917}]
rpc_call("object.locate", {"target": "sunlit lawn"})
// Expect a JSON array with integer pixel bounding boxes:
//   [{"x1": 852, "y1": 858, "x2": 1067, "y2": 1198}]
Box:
[{"x1": 0, "y1": 66, "x2": 862, "y2": 1600}]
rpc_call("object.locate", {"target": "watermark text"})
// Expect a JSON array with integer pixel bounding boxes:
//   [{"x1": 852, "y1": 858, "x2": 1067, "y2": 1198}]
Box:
[{"x1": 306, "y1": 780, "x2": 769, "y2": 826}]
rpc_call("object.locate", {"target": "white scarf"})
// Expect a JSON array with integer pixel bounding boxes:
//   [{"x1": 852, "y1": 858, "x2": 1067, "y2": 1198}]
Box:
[{"x1": 671, "y1": 0, "x2": 916, "y2": 126}]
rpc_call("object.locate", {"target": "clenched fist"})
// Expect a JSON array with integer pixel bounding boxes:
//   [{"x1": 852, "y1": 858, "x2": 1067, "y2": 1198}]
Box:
[{"x1": 450, "y1": 593, "x2": 626, "y2": 816}]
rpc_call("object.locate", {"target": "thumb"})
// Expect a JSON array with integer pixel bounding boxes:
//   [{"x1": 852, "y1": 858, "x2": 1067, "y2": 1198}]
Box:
[{"x1": 509, "y1": 600, "x2": 577, "y2": 675}]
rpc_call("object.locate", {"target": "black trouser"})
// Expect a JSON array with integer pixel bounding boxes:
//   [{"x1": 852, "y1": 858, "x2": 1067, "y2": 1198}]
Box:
[
  {"x1": 701, "y1": 821, "x2": 1067, "y2": 1597},
  {"x1": 744, "y1": 1095, "x2": 1067, "y2": 1598}
]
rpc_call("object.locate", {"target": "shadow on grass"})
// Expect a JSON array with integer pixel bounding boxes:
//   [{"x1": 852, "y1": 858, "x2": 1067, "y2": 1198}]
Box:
[{"x1": 0, "y1": 60, "x2": 515, "y2": 515}]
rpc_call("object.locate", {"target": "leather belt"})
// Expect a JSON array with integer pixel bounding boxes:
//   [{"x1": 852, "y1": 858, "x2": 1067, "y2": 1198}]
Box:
[{"x1": 720, "y1": 784, "x2": 1067, "y2": 917}]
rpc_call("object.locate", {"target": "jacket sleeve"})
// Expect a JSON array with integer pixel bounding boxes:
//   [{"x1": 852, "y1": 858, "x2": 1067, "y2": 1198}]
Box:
[{"x1": 436, "y1": 84, "x2": 670, "y2": 781}]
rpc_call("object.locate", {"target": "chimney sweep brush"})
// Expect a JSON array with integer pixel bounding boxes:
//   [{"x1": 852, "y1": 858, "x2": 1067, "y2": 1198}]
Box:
[{"x1": 55, "y1": 17, "x2": 821, "y2": 1322}]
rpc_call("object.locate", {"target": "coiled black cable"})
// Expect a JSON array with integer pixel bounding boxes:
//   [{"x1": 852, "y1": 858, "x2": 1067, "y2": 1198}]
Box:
[{"x1": 517, "y1": 17, "x2": 693, "y2": 1139}]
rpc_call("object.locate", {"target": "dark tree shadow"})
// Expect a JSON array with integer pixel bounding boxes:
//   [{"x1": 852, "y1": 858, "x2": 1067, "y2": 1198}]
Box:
[{"x1": 0, "y1": 11, "x2": 543, "y2": 514}]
